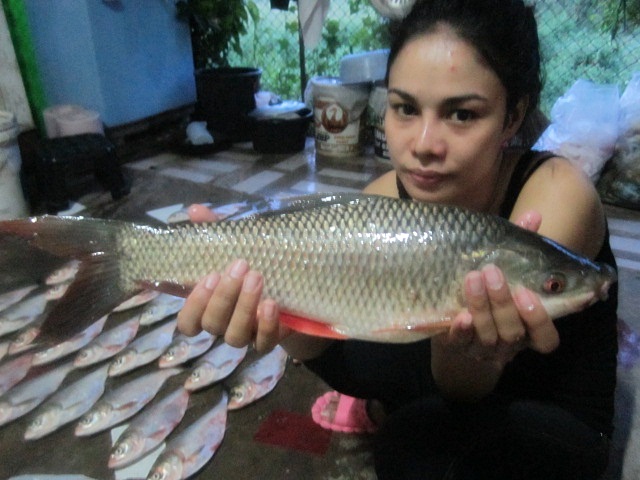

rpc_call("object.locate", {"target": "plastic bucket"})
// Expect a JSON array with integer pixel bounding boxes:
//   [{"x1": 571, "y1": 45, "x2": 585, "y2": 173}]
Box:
[
  {"x1": 368, "y1": 82, "x2": 390, "y2": 164},
  {"x1": 0, "y1": 111, "x2": 28, "y2": 219},
  {"x1": 195, "y1": 67, "x2": 262, "y2": 142},
  {"x1": 311, "y1": 77, "x2": 370, "y2": 159}
]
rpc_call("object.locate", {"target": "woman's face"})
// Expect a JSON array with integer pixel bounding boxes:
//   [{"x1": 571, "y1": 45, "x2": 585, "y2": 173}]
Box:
[{"x1": 385, "y1": 27, "x2": 519, "y2": 211}]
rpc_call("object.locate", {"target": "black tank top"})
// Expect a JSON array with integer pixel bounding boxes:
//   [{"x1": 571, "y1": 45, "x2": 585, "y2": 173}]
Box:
[{"x1": 397, "y1": 150, "x2": 619, "y2": 435}]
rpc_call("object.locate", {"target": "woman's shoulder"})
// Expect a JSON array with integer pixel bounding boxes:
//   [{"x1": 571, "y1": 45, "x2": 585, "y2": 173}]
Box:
[
  {"x1": 512, "y1": 155, "x2": 606, "y2": 258},
  {"x1": 363, "y1": 170, "x2": 398, "y2": 197}
]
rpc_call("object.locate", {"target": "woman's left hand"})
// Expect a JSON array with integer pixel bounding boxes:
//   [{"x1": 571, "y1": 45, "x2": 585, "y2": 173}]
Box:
[{"x1": 435, "y1": 210, "x2": 560, "y2": 368}]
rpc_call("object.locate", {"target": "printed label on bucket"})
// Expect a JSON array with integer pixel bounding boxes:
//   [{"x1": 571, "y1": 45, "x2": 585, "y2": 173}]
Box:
[{"x1": 314, "y1": 97, "x2": 364, "y2": 158}]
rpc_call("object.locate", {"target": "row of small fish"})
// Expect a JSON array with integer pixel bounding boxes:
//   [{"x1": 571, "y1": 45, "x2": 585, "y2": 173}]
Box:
[{"x1": 0, "y1": 284, "x2": 288, "y2": 478}]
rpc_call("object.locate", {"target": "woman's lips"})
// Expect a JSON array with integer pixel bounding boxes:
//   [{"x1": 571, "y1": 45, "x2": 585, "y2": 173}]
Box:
[{"x1": 407, "y1": 170, "x2": 446, "y2": 189}]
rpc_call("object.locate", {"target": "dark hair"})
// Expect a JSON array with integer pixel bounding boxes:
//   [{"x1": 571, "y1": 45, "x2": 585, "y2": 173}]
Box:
[{"x1": 386, "y1": 0, "x2": 543, "y2": 127}]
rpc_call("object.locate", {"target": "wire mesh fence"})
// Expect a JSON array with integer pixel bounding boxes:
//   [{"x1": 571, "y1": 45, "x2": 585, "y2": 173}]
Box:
[{"x1": 226, "y1": 0, "x2": 640, "y2": 115}]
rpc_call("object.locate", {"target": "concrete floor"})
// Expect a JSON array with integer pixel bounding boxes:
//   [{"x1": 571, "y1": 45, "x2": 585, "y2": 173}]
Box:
[{"x1": 0, "y1": 138, "x2": 639, "y2": 479}]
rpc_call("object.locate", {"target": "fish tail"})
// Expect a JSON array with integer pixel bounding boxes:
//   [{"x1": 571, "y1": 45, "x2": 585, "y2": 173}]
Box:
[{"x1": 0, "y1": 216, "x2": 138, "y2": 342}]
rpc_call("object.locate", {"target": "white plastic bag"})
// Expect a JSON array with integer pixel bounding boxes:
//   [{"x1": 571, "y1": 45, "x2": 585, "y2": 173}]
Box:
[
  {"x1": 533, "y1": 79, "x2": 619, "y2": 181},
  {"x1": 597, "y1": 73, "x2": 640, "y2": 209},
  {"x1": 614, "y1": 72, "x2": 640, "y2": 178}
]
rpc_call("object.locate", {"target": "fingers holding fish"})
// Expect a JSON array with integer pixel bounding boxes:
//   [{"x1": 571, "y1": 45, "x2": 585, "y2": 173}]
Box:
[
  {"x1": 177, "y1": 273, "x2": 221, "y2": 336},
  {"x1": 479, "y1": 264, "x2": 527, "y2": 345},
  {"x1": 513, "y1": 286, "x2": 560, "y2": 354},
  {"x1": 255, "y1": 299, "x2": 286, "y2": 353},
  {"x1": 196, "y1": 260, "x2": 262, "y2": 347}
]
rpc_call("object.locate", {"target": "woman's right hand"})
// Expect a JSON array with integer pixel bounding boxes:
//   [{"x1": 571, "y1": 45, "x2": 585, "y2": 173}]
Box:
[{"x1": 176, "y1": 204, "x2": 290, "y2": 352}]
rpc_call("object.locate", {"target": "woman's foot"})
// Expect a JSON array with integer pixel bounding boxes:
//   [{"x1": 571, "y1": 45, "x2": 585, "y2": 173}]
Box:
[{"x1": 311, "y1": 391, "x2": 380, "y2": 434}]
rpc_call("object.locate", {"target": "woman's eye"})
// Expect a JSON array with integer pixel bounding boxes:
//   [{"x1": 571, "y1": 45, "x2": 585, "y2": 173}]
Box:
[
  {"x1": 450, "y1": 109, "x2": 476, "y2": 123},
  {"x1": 391, "y1": 103, "x2": 417, "y2": 117}
]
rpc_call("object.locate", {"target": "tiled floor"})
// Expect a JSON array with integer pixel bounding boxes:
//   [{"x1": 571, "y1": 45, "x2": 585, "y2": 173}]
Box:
[{"x1": 1, "y1": 137, "x2": 639, "y2": 479}]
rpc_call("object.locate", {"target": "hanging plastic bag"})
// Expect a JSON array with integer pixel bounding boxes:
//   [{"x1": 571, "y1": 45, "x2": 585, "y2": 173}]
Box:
[
  {"x1": 533, "y1": 79, "x2": 619, "y2": 182},
  {"x1": 597, "y1": 72, "x2": 640, "y2": 209}
]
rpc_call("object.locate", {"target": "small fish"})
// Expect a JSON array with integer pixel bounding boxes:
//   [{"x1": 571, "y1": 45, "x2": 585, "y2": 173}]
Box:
[
  {"x1": 45, "y1": 260, "x2": 80, "y2": 285},
  {"x1": 108, "y1": 319, "x2": 177, "y2": 377},
  {"x1": 8, "y1": 324, "x2": 41, "y2": 356},
  {"x1": 108, "y1": 387, "x2": 190, "y2": 469},
  {"x1": 0, "y1": 291, "x2": 47, "y2": 338},
  {"x1": 138, "y1": 293, "x2": 185, "y2": 327},
  {"x1": 0, "y1": 194, "x2": 616, "y2": 343},
  {"x1": 7, "y1": 475, "x2": 99, "y2": 480},
  {"x1": 226, "y1": 345, "x2": 288, "y2": 410},
  {"x1": 113, "y1": 290, "x2": 159, "y2": 312},
  {"x1": 74, "y1": 316, "x2": 140, "y2": 368},
  {"x1": 158, "y1": 330, "x2": 215, "y2": 368},
  {"x1": 0, "y1": 284, "x2": 38, "y2": 313},
  {"x1": 0, "y1": 361, "x2": 74, "y2": 427},
  {"x1": 24, "y1": 364, "x2": 109, "y2": 440},
  {"x1": 0, "y1": 340, "x2": 9, "y2": 361},
  {"x1": 44, "y1": 282, "x2": 71, "y2": 301},
  {"x1": 184, "y1": 342, "x2": 247, "y2": 392},
  {"x1": 75, "y1": 367, "x2": 181, "y2": 437},
  {"x1": 0, "y1": 353, "x2": 33, "y2": 396},
  {"x1": 146, "y1": 391, "x2": 227, "y2": 480},
  {"x1": 32, "y1": 316, "x2": 107, "y2": 367}
]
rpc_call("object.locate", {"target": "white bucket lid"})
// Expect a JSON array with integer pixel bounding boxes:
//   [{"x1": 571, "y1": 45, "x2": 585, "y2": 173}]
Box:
[{"x1": 340, "y1": 49, "x2": 390, "y2": 85}]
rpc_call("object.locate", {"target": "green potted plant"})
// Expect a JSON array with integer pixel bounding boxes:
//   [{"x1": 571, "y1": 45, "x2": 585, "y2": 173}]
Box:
[{"x1": 175, "y1": 0, "x2": 261, "y2": 142}]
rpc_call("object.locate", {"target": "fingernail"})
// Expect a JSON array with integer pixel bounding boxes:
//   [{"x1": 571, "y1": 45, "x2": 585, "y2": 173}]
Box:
[
  {"x1": 204, "y1": 273, "x2": 220, "y2": 291},
  {"x1": 229, "y1": 259, "x2": 249, "y2": 279},
  {"x1": 515, "y1": 287, "x2": 536, "y2": 312},
  {"x1": 467, "y1": 271, "x2": 484, "y2": 296},
  {"x1": 243, "y1": 271, "x2": 262, "y2": 292},
  {"x1": 483, "y1": 265, "x2": 504, "y2": 290},
  {"x1": 518, "y1": 212, "x2": 532, "y2": 229},
  {"x1": 262, "y1": 300, "x2": 275, "y2": 320}
]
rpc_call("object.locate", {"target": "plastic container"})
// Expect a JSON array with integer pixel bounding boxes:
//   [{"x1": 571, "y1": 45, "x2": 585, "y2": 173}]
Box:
[
  {"x1": 0, "y1": 111, "x2": 28, "y2": 219},
  {"x1": 310, "y1": 77, "x2": 370, "y2": 159},
  {"x1": 340, "y1": 49, "x2": 389, "y2": 84},
  {"x1": 368, "y1": 82, "x2": 390, "y2": 164},
  {"x1": 250, "y1": 102, "x2": 313, "y2": 154}
]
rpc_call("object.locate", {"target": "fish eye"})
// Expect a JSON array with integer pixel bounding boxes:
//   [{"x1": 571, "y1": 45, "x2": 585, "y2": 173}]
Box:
[{"x1": 542, "y1": 272, "x2": 566, "y2": 294}]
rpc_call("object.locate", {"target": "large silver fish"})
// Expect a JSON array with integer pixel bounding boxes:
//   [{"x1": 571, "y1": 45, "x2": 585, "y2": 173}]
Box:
[{"x1": 0, "y1": 194, "x2": 616, "y2": 343}]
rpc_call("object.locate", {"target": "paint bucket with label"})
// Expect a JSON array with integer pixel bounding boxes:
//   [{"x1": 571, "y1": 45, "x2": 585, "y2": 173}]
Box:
[
  {"x1": 368, "y1": 82, "x2": 390, "y2": 164},
  {"x1": 0, "y1": 111, "x2": 28, "y2": 219},
  {"x1": 310, "y1": 77, "x2": 370, "y2": 159}
]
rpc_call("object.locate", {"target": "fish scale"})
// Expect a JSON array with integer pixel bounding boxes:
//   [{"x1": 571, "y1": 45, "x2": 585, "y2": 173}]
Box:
[{"x1": 0, "y1": 194, "x2": 616, "y2": 343}]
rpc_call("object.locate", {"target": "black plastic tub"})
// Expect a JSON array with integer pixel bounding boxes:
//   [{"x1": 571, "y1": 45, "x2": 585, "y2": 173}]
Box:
[{"x1": 252, "y1": 108, "x2": 313, "y2": 154}]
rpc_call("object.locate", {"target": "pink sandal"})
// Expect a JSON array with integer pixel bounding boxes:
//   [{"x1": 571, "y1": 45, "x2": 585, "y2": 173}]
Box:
[{"x1": 311, "y1": 391, "x2": 377, "y2": 434}]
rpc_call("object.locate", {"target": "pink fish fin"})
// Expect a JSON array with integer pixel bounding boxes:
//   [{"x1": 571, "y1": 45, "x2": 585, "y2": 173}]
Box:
[
  {"x1": 136, "y1": 281, "x2": 193, "y2": 298},
  {"x1": 0, "y1": 216, "x2": 141, "y2": 345},
  {"x1": 279, "y1": 312, "x2": 348, "y2": 340}
]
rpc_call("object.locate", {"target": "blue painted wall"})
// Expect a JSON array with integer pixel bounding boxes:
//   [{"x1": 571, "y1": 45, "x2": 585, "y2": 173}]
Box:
[{"x1": 23, "y1": 0, "x2": 196, "y2": 127}]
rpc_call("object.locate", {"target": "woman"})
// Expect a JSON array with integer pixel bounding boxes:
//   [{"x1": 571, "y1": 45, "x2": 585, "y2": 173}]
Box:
[{"x1": 178, "y1": 1, "x2": 618, "y2": 478}]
